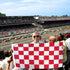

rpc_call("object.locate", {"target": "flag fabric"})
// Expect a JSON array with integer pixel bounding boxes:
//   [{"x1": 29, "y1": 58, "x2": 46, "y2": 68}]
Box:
[{"x1": 12, "y1": 42, "x2": 63, "y2": 69}]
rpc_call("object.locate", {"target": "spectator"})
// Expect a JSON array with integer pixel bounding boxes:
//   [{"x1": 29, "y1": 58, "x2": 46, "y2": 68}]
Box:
[
  {"x1": 31, "y1": 32, "x2": 44, "y2": 70},
  {"x1": 57, "y1": 34, "x2": 67, "y2": 62},
  {"x1": 48, "y1": 36, "x2": 65, "y2": 70},
  {"x1": 65, "y1": 33, "x2": 70, "y2": 70},
  {"x1": 57, "y1": 34, "x2": 65, "y2": 41},
  {"x1": 57, "y1": 34, "x2": 67, "y2": 70},
  {"x1": 49, "y1": 36, "x2": 56, "y2": 43},
  {"x1": 0, "y1": 55, "x2": 14, "y2": 70},
  {"x1": 0, "y1": 50, "x2": 14, "y2": 70},
  {"x1": 31, "y1": 32, "x2": 44, "y2": 43},
  {"x1": 6, "y1": 49, "x2": 28, "y2": 70}
]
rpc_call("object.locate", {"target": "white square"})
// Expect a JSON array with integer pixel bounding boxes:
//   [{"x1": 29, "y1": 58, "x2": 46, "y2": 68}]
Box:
[
  {"x1": 30, "y1": 65, "x2": 34, "y2": 69},
  {"x1": 39, "y1": 65, "x2": 44, "y2": 69},
  {"x1": 49, "y1": 56, "x2": 54, "y2": 60},
  {"x1": 24, "y1": 60, "x2": 29, "y2": 64},
  {"x1": 13, "y1": 51, "x2": 18, "y2": 55},
  {"x1": 39, "y1": 47, "x2": 44, "y2": 51},
  {"x1": 34, "y1": 60, "x2": 39, "y2": 64},
  {"x1": 34, "y1": 43, "x2": 39, "y2": 47},
  {"x1": 59, "y1": 64, "x2": 63, "y2": 67},
  {"x1": 54, "y1": 42, "x2": 59, "y2": 46},
  {"x1": 49, "y1": 64, "x2": 54, "y2": 69},
  {"x1": 44, "y1": 43, "x2": 49, "y2": 47},
  {"x1": 12, "y1": 44, "x2": 18, "y2": 47},
  {"x1": 49, "y1": 47, "x2": 54, "y2": 51},
  {"x1": 44, "y1": 51, "x2": 49, "y2": 55},
  {"x1": 15, "y1": 59, "x2": 19, "y2": 63},
  {"x1": 20, "y1": 64, "x2": 25, "y2": 68},
  {"x1": 24, "y1": 44, "x2": 28, "y2": 47},
  {"x1": 29, "y1": 56, "x2": 34, "y2": 60},
  {"x1": 54, "y1": 60, "x2": 59, "y2": 64},
  {"x1": 34, "y1": 51, "x2": 39, "y2": 55},
  {"x1": 59, "y1": 55, "x2": 63, "y2": 59},
  {"x1": 19, "y1": 55, "x2": 24, "y2": 59},
  {"x1": 39, "y1": 56, "x2": 44, "y2": 60},
  {"x1": 44, "y1": 60, "x2": 49, "y2": 64},
  {"x1": 59, "y1": 46, "x2": 63, "y2": 50},
  {"x1": 24, "y1": 51, "x2": 29, "y2": 55},
  {"x1": 54, "y1": 51, "x2": 59, "y2": 55},
  {"x1": 18, "y1": 47, "x2": 23, "y2": 51},
  {"x1": 29, "y1": 47, "x2": 34, "y2": 51}
]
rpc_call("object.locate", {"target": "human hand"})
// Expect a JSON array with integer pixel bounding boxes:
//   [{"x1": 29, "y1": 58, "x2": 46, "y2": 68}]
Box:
[{"x1": 7, "y1": 56, "x2": 13, "y2": 64}]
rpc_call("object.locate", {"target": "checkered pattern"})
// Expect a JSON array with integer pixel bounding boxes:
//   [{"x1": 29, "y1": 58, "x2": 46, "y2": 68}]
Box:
[{"x1": 12, "y1": 42, "x2": 63, "y2": 69}]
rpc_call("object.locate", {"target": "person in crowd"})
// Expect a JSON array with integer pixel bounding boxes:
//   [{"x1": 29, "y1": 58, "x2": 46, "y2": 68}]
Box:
[
  {"x1": 5, "y1": 49, "x2": 28, "y2": 70},
  {"x1": 31, "y1": 32, "x2": 44, "y2": 43},
  {"x1": 6, "y1": 56, "x2": 14, "y2": 70},
  {"x1": 65, "y1": 33, "x2": 70, "y2": 70},
  {"x1": 49, "y1": 36, "x2": 56, "y2": 43},
  {"x1": 57, "y1": 33, "x2": 67, "y2": 70},
  {"x1": 6, "y1": 56, "x2": 27, "y2": 70},
  {"x1": 48, "y1": 36, "x2": 58, "y2": 70},
  {"x1": 31, "y1": 32, "x2": 44, "y2": 70},
  {"x1": 48, "y1": 36, "x2": 65, "y2": 70},
  {"x1": 0, "y1": 51, "x2": 14, "y2": 70}
]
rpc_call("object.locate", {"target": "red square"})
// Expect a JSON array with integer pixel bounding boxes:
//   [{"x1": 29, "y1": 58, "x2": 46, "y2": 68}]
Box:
[
  {"x1": 34, "y1": 56, "x2": 39, "y2": 60},
  {"x1": 39, "y1": 51, "x2": 44, "y2": 55},
  {"x1": 49, "y1": 51, "x2": 54, "y2": 55},
  {"x1": 59, "y1": 51, "x2": 63, "y2": 55},
  {"x1": 44, "y1": 56, "x2": 49, "y2": 60},
  {"x1": 44, "y1": 65, "x2": 49, "y2": 69},
  {"x1": 29, "y1": 44, "x2": 34, "y2": 47},
  {"x1": 14, "y1": 47, "x2": 18, "y2": 51},
  {"x1": 16, "y1": 63, "x2": 20, "y2": 67},
  {"x1": 59, "y1": 42, "x2": 63, "y2": 46},
  {"x1": 24, "y1": 55, "x2": 29, "y2": 59},
  {"x1": 54, "y1": 47, "x2": 59, "y2": 51},
  {"x1": 24, "y1": 47, "x2": 28, "y2": 51},
  {"x1": 49, "y1": 43, "x2": 54, "y2": 46},
  {"x1": 14, "y1": 55, "x2": 19, "y2": 59},
  {"x1": 39, "y1": 43, "x2": 44, "y2": 47},
  {"x1": 54, "y1": 64, "x2": 58, "y2": 68},
  {"x1": 44, "y1": 47, "x2": 49, "y2": 51},
  {"x1": 49, "y1": 60, "x2": 54, "y2": 64},
  {"x1": 29, "y1": 60, "x2": 34, "y2": 64},
  {"x1": 34, "y1": 47, "x2": 39, "y2": 51},
  {"x1": 35, "y1": 65, "x2": 39, "y2": 69},
  {"x1": 39, "y1": 60, "x2": 44, "y2": 64},
  {"x1": 59, "y1": 59, "x2": 63, "y2": 63},
  {"x1": 25, "y1": 64, "x2": 29, "y2": 68},
  {"x1": 19, "y1": 51, "x2": 23, "y2": 55},
  {"x1": 20, "y1": 60, "x2": 24, "y2": 64},
  {"x1": 54, "y1": 55, "x2": 59, "y2": 59},
  {"x1": 29, "y1": 51, "x2": 34, "y2": 55},
  {"x1": 18, "y1": 44, "x2": 23, "y2": 47}
]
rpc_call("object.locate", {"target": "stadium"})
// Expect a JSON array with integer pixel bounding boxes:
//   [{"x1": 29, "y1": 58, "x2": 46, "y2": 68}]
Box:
[
  {"x1": 0, "y1": 0, "x2": 70, "y2": 69},
  {"x1": 0, "y1": 16, "x2": 70, "y2": 53},
  {"x1": 0, "y1": 16, "x2": 70, "y2": 70}
]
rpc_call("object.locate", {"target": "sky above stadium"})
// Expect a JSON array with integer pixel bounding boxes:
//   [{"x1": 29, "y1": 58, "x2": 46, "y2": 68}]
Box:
[{"x1": 0, "y1": 0, "x2": 70, "y2": 16}]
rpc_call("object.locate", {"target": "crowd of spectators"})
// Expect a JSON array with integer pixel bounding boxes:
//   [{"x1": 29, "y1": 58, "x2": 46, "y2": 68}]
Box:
[
  {"x1": 40, "y1": 20, "x2": 70, "y2": 28},
  {"x1": 0, "y1": 17, "x2": 36, "y2": 24},
  {"x1": 0, "y1": 32, "x2": 70, "y2": 70},
  {"x1": 39, "y1": 17, "x2": 70, "y2": 21}
]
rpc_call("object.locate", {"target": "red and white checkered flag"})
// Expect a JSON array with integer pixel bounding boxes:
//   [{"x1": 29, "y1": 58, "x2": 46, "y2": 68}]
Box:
[{"x1": 12, "y1": 42, "x2": 63, "y2": 69}]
